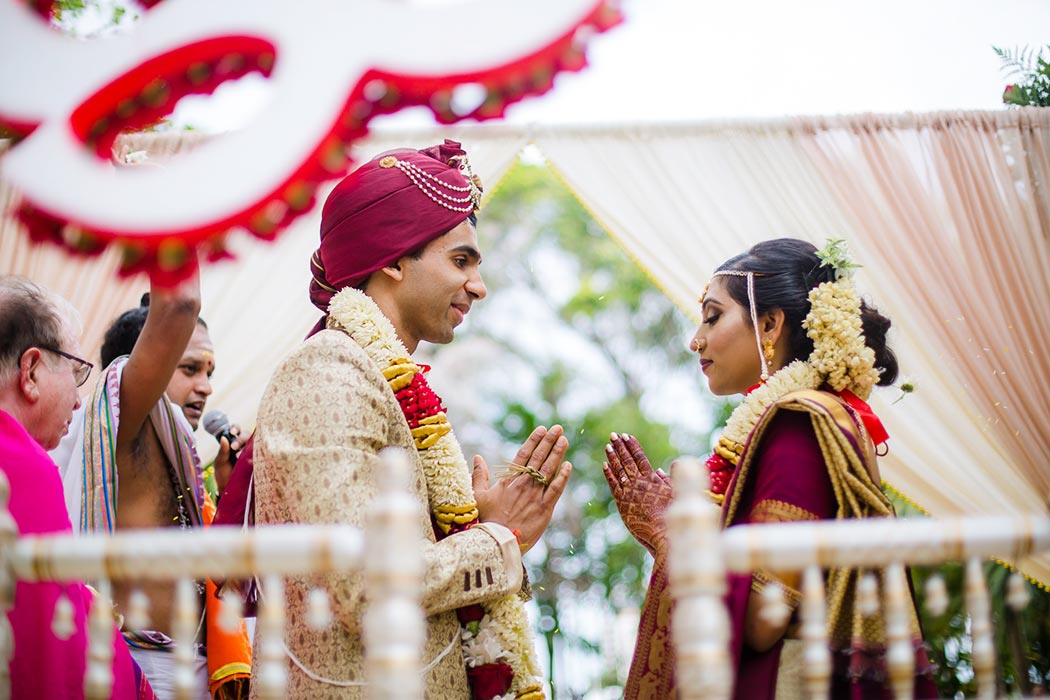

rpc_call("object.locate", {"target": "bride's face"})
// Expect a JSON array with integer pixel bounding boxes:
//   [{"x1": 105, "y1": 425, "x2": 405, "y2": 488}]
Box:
[{"x1": 690, "y1": 278, "x2": 763, "y2": 396}]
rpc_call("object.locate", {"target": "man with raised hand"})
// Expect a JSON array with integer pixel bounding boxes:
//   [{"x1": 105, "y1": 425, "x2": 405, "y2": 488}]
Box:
[{"x1": 53, "y1": 270, "x2": 250, "y2": 700}]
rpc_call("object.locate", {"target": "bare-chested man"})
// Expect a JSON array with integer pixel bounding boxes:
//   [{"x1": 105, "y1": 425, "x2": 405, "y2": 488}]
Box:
[{"x1": 52, "y1": 271, "x2": 250, "y2": 700}]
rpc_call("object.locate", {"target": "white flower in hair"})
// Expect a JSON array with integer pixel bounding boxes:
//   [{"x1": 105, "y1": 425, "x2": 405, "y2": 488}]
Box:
[{"x1": 802, "y1": 239, "x2": 879, "y2": 398}]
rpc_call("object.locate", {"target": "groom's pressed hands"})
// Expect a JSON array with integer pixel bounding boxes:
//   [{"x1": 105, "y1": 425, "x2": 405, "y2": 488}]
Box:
[{"x1": 473, "y1": 424, "x2": 572, "y2": 552}]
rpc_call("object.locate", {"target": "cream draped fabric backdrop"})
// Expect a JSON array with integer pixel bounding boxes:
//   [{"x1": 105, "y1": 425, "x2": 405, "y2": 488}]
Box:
[
  {"x1": 533, "y1": 109, "x2": 1050, "y2": 584},
  {"x1": 2, "y1": 110, "x2": 1047, "y2": 582}
]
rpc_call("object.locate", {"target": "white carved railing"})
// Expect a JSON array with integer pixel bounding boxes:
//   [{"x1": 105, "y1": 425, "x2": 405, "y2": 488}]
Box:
[
  {"x1": 3, "y1": 449, "x2": 1047, "y2": 700},
  {"x1": 669, "y1": 457, "x2": 1050, "y2": 700},
  {"x1": 0, "y1": 448, "x2": 424, "y2": 700}
]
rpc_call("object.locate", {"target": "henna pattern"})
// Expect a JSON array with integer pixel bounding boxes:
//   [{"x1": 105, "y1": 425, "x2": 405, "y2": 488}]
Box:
[{"x1": 603, "y1": 433, "x2": 673, "y2": 557}]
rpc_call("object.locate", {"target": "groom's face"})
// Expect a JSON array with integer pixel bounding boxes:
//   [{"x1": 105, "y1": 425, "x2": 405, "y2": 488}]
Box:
[{"x1": 394, "y1": 221, "x2": 487, "y2": 347}]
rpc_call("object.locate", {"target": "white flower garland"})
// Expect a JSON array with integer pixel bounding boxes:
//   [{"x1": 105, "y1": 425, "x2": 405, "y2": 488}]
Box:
[
  {"x1": 720, "y1": 360, "x2": 823, "y2": 450},
  {"x1": 802, "y1": 278, "x2": 879, "y2": 400},
  {"x1": 327, "y1": 288, "x2": 543, "y2": 700}
]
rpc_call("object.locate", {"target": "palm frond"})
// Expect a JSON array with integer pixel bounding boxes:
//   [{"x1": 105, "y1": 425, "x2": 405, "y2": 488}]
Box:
[
  {"x1": 996, "y1": 45, "x2": 1050, "y2": 107},
  {"x1": 993, "y1": 45, "x2": 1047, "y2": 78}
]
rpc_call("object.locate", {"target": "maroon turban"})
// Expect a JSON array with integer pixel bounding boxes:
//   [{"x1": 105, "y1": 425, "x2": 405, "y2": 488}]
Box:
[{"x1": 309, "y1": 139, "x2": 479, "y2": 316}]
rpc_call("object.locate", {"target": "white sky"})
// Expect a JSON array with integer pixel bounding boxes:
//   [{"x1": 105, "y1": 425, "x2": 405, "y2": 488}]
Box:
[{"x1": 175, "y1": 0, "x2": 1050, "y2": 130}]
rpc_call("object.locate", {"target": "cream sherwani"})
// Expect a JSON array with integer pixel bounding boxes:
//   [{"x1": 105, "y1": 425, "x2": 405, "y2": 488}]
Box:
[{"x1": 251, "y1": 329, "x2": 522, "y2": 699}]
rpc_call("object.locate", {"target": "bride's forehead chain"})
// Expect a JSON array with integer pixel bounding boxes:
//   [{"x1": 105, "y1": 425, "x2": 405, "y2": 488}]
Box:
[{"x1": 700, "y1": 270, "x2": 771, "y2": 381}]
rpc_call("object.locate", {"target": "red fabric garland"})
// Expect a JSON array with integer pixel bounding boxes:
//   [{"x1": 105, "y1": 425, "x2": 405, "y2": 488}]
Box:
[
  {"x1": 394, "y1": 365, "x2": 447, "y2": 429},
  {"x1": 397, "y1": 366, "x2": 516, "y2": 700}
]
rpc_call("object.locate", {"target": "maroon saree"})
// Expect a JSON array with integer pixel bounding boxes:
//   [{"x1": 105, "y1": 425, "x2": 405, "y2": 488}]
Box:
[{"x1": 625, "y1": 389, "x2": 938, "y2": 700}]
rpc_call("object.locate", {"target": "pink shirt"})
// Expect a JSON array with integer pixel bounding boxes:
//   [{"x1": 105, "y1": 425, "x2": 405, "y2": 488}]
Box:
[{"x1": 0, "y1": 409, "x2": 144, "y2": 700}]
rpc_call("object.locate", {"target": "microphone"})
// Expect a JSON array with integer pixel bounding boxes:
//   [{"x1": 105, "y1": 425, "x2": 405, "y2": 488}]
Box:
[{"x1": 202, "y1": 409, "x2": 240, "y2": 463}]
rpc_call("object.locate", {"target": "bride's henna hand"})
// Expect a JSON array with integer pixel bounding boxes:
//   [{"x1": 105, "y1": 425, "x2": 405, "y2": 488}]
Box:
[{"x1": 601, "y1": 433, "x2": 673, "y2": 557}]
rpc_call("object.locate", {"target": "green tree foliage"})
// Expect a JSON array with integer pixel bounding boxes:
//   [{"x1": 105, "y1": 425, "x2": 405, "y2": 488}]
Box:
[{"x1": 52, "y1": 0, "x2": 137, "y2": 38}]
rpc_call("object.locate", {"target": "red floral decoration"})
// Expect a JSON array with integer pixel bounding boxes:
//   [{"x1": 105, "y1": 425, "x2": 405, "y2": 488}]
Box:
[
  {"x1": 705, "y1": 453, "x2": 734, "y2": 498},
  {"x1": 4, "y1": 0, "x2": 623, "y2": 286},
  {"x1": 467, "y1": 663, "x2": 514, "y2": 700},
  {"x1": 395, "y1": 365, "x2": 447, "y2": 428}
]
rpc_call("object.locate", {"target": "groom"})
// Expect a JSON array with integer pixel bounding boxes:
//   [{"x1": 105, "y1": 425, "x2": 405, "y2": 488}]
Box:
[{"x1": 222, "y1": 140, "x2": 571, "y2": 699}]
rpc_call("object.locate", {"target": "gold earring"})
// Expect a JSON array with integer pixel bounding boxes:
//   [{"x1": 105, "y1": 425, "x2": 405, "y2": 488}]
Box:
[{"x1": 762, "y1": 337, "x2": 775, "y2": 364}]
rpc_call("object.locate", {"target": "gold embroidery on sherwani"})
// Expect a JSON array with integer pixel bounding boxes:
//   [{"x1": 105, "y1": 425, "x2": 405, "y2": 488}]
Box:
[
  {"x1": 252, "y1": 328, "x2": 524, "y2": 699},
  {"x1": 324, "y1": 288, "x2": 543, "y2": 699}
]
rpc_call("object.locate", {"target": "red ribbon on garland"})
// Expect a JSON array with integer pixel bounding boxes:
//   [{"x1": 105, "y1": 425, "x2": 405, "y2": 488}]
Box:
[
  {"x1": 835, "y1": 388, "x2": 889, "y2": 447},
  {"x1": 395, "y1": 366, "x2": 515, "y2": 700}
]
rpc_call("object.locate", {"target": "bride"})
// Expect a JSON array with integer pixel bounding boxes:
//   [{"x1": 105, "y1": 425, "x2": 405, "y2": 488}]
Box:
[{"x1": 604, "y1": 238, "x2": 938, "y2": 699}]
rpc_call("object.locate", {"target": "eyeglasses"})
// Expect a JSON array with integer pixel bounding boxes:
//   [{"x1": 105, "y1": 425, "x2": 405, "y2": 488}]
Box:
[{"x1": 40, "y1": 347, "x2": 94, "y2": 387}]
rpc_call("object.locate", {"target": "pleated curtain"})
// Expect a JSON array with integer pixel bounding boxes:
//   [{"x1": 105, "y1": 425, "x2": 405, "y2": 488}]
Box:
[
  {"x1": 533, "y1": 109, "x2": 1050, "y2": 583},
  {"x1": 3, "y1": 109, "x2": 1047, "y2": 582}
]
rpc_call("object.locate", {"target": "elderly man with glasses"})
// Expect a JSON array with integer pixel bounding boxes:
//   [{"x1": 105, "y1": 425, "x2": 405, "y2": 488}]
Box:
[
  {"x1": 0, "y1": 275, "x2": 154, "y2": 699},
  {"x1": 0, "y1": 276, "x2": 92, "y2": 450}
]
